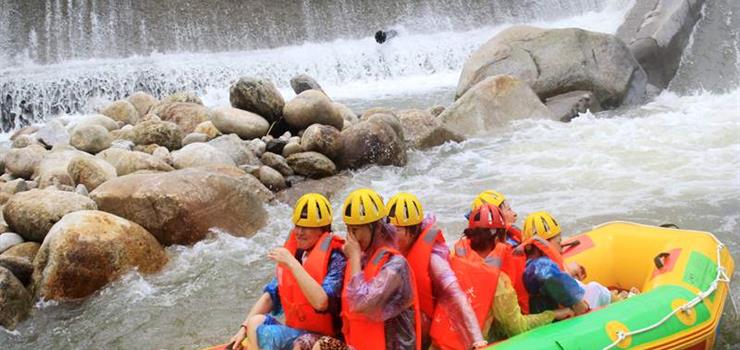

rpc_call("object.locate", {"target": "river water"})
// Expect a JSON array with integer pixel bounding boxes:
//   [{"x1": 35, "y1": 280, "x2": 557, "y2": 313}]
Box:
[{"x1": 0, "y1": 0, "x2": 738, "y2": 349}]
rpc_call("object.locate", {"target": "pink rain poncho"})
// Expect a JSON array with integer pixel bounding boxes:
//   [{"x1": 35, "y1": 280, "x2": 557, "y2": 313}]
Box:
[{"x1": 342, "y1": 220, "x2": 418, "y2": 349}]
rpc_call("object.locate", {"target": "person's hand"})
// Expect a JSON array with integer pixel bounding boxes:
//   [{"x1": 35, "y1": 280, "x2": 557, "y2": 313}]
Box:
[
  {"x1": 268, "y1": 247, "x2": 298, "y2": 268},
  {"x1": 572, "y1": 300, "x2": 590, "y2": 315},
  {"x1": 565, "y1": 262, "x2": 586, "y2": 280},
  {"x1": 228, "y1": 326, "x2": 247, "y2": 350},
  {"x1": 472, "y1": 340, "x2": 489, "y2": 349},
  {"x1": 343, "y1": 231, "x2": 362, "y2": 261},
  {"x1": 553, "y1": 307, "x2": 575, "y2": 320}
]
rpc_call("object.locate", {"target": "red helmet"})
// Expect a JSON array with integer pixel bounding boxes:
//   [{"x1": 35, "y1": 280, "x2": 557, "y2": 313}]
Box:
[{"x1": 468, "y1": 203, "x2": 506, "y2": 229}]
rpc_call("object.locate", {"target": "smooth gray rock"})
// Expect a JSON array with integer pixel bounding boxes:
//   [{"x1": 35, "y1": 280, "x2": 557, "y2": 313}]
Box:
[
  {"x1": 286, "y1": 151, "x2": 337, "y2": 179},
  {"x1": 261, "y1": 152, "x2": 294, "y2": 177},
  {"x1": 229, "y1": 77, "x2": 285, "y2": 123},
  {"x1": 210, "y1": 106, "x2": 270, "y2": 140},
  {"x1": 283, "y1": 90, "x2": 344, "y2": 131},
  {"x1": 338, "y1": 119, "x2": 406, "y2": 169},
  {"x1": 440, "y1": 75, "x2": 555, "y2": 137},
  {"x1": 456, "y1": 26, "x2": 647, "y2": 108},
  {"x1": 0, "y1": 233, "x2": 24, "y2": 254},
  {"x1": 290, "y1": 74, "x2": 325, "y2": 95}
]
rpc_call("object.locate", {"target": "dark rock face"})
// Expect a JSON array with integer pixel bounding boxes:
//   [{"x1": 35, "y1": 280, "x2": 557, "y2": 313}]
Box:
[{"x1": 617, "y1": 0, "x2": 705, "y2": 89}]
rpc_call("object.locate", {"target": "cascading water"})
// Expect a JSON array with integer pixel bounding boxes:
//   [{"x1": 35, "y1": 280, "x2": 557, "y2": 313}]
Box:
[
  {"x1": 0, "y1": 0, "x2": 606, "y2": 65},
  {"x1": 1, "y1": 0, "x2": 739, "y2": 349}
]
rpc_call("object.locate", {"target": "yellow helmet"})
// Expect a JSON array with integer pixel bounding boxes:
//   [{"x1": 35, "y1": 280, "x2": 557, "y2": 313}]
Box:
[
  {"x1": 387, "y1": 192, "x2": 424, "y2": 226},
  {"x1": 292, "y1": 193, "x2": 333, "y2": 228},
  {"x1": 522, "y1": 211, "x2": 562, "y2": 240},
  {"x1": 342, "y1": 188, "x2": 386, "y2": 225},
  {"x1": 471, "y1": 190, "x2": 506, "y2": 210}
]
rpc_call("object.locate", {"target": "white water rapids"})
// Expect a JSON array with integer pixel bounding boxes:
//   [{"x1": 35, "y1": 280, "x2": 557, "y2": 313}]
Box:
[{"x1": 1, "y1": 0, "x2": 738, "y2": 349}]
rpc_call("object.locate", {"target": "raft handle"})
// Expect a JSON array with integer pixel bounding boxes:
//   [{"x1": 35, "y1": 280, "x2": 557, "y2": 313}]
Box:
[
  {"x1": 659, "y1": 223, "x2": 680, "y2": 229},
  {"x1": 653, "y1": 252, "x2": 671, "y2": 269}
]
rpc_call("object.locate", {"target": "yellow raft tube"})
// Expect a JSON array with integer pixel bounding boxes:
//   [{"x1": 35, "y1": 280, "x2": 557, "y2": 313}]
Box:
[{"x1": 492, "y1": 221, "x2": 735, "y2": 350}]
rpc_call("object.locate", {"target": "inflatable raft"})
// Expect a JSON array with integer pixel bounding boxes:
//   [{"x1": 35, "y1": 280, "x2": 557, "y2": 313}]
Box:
[{"x1": 491, "y1": 221, "x2": 735, "y2": 350}]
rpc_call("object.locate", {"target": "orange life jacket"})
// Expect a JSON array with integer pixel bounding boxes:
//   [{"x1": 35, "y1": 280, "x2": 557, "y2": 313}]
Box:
[
  {"x1": 277, "y1": 230, "x2": 344, "y2": 336},
  {"x1": 501, "y1": 243, "x2": 530, "y2": 314},
  {"x1": 430, "y1": 238, "x2": 504, "y2": 350},
  {"x1": 517, "y1": 236, "x2": 565, "y2": 270},
  {"x1": 508, "y1": 226, "x2": 523, "y2": 245},
  {"x1": 341, "y1": 246, "x2": 422, "y2": 350},
  {"x1": 405, "y1": 225, "x2": 445, "y2": 318}
]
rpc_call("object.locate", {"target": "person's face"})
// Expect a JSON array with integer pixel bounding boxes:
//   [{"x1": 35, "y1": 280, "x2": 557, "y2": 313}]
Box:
[
  {"x1": 548, "y1": 234, "x2": 563, "y2": 253},
  {"x1": 347, "y1": 224, "x2": 373, "y2": 251},
  {"x1": 394, "y1": 225, "x2": 416, "y2": 253},
  {"x1": 294, "y1": 226, "x2": 324, "y2": 250},
  {"x1": 500, "y1": 201, "x2": 517, "y2": 226}
]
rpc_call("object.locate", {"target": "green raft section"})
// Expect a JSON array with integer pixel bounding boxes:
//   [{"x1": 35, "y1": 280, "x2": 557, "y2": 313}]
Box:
[{"x1": 487, "y1": 251, "x2": 717, "y2": 350}]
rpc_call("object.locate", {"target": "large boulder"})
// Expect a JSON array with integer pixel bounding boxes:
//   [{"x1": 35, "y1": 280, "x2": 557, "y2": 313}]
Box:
[
  {"x1": 439, "y1": 75, "x2": 555, "y2": 137},
  {"x1": 258, "y1": 166, "x2": 287, "y2": 191},
  {"x1": 283, "y1": 90, "x2": 344, "y2": 131},
  {"x1": 338, "y1": 119, "x2": 407, "y2": 169},
  {"x1": 4, "y1": 144, "x2": 47, "y2": 179},
  {"x1": 286, "y1": 152, "x2": 337, "y2": 179},
  {"x1": 229, "y1": 77, "x2": 285, "y2": 123},
  {"x1": 456, "y1": 26, "x2": 647, "y2": 108},
  {"x1": 616, "y1": 0, "x2": 704, "y2": 89},
  {"x1": 130, "y1": 120, "x2": 183, "y2": 151},
  {"x1": 36, "y1": 120, "x2": 70, "y2": 148},
  {"x1": 153, "y1": 102, "x2": 212, "y2": 134},
  {"x1": 127, "y1": 91, "x2": 159, "y2": 118},
  {"x1": 31, "y1": 210, "x2": 168, "y2": 300},
  {"x1": 3, "y1": 189, "x2": 97, "y2": 242},
  {"x1": 290, "y1": 74, "x2": 325, "y2": 95},
  {"x1": 90, "y1": 167, "x2": 268, "y2": 245},
  {"x1": 33, "y1": 148, "x2": 91, "y2": 188},
  {"x1": 67, "y1": 156, "x2": 118, "y2": 191},
  {"x1": 70, "y1": 124, "x2": 113, "y2": 154},
  {"x1": 0, "y1": 267, "x2": 32, "y2": 329},
  {"x1": 300, "y1": 124, "x2": 342, "y2": 160},
  {"x1": 208, "y1": 134, "x2": 260, "y2": 166},
  {"x1": 333, "y1": 102, "x2": 359, "y2": 129},
  {"x1": 171, "y1": 143, "x2": 236, "y2": 169},
  {"x1": 210, "y1": 106, "x2": 270, "y2": 140},
  {"x1": 397, "y1": 109, "x2": 465, "y2": 149},
  {"x1": 96, "y1": 148, "x2": 174, "y2": 176},
  {"x1": 74, "y1": 114, "x2": 120, "y2": 131},
  {"x1": 100, "y1": 100, "x2": 139, "y2": 125}
]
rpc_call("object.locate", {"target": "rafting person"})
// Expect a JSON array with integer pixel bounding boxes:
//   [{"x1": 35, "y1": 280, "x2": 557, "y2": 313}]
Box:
[
  {"x1": 228, "y1": 193, "x2": 346, "y2": 350},
  {"x1": 432, "y1": 204, "x2": 573, "y2": 349},
  {"x1": 470, "y1": 190, "x2": 522, "y2": 246},
  {"x1": 385, "y1": 193, "x2": 487, "y2": 350},
  {"x1": 311, "y1": 188, "x2": 422, "y2": 350},
  {"x1": 470, "y1": 190, "x2": 530, "y2": 313},
  {"x1": 520, "y1": 212, "x2": 636, "y2": 315}
]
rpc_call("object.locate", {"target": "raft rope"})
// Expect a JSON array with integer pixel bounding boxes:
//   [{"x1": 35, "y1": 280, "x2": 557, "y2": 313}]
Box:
[{"x1": 603, "y1": 232, "x2": 733, "y2": 350}]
